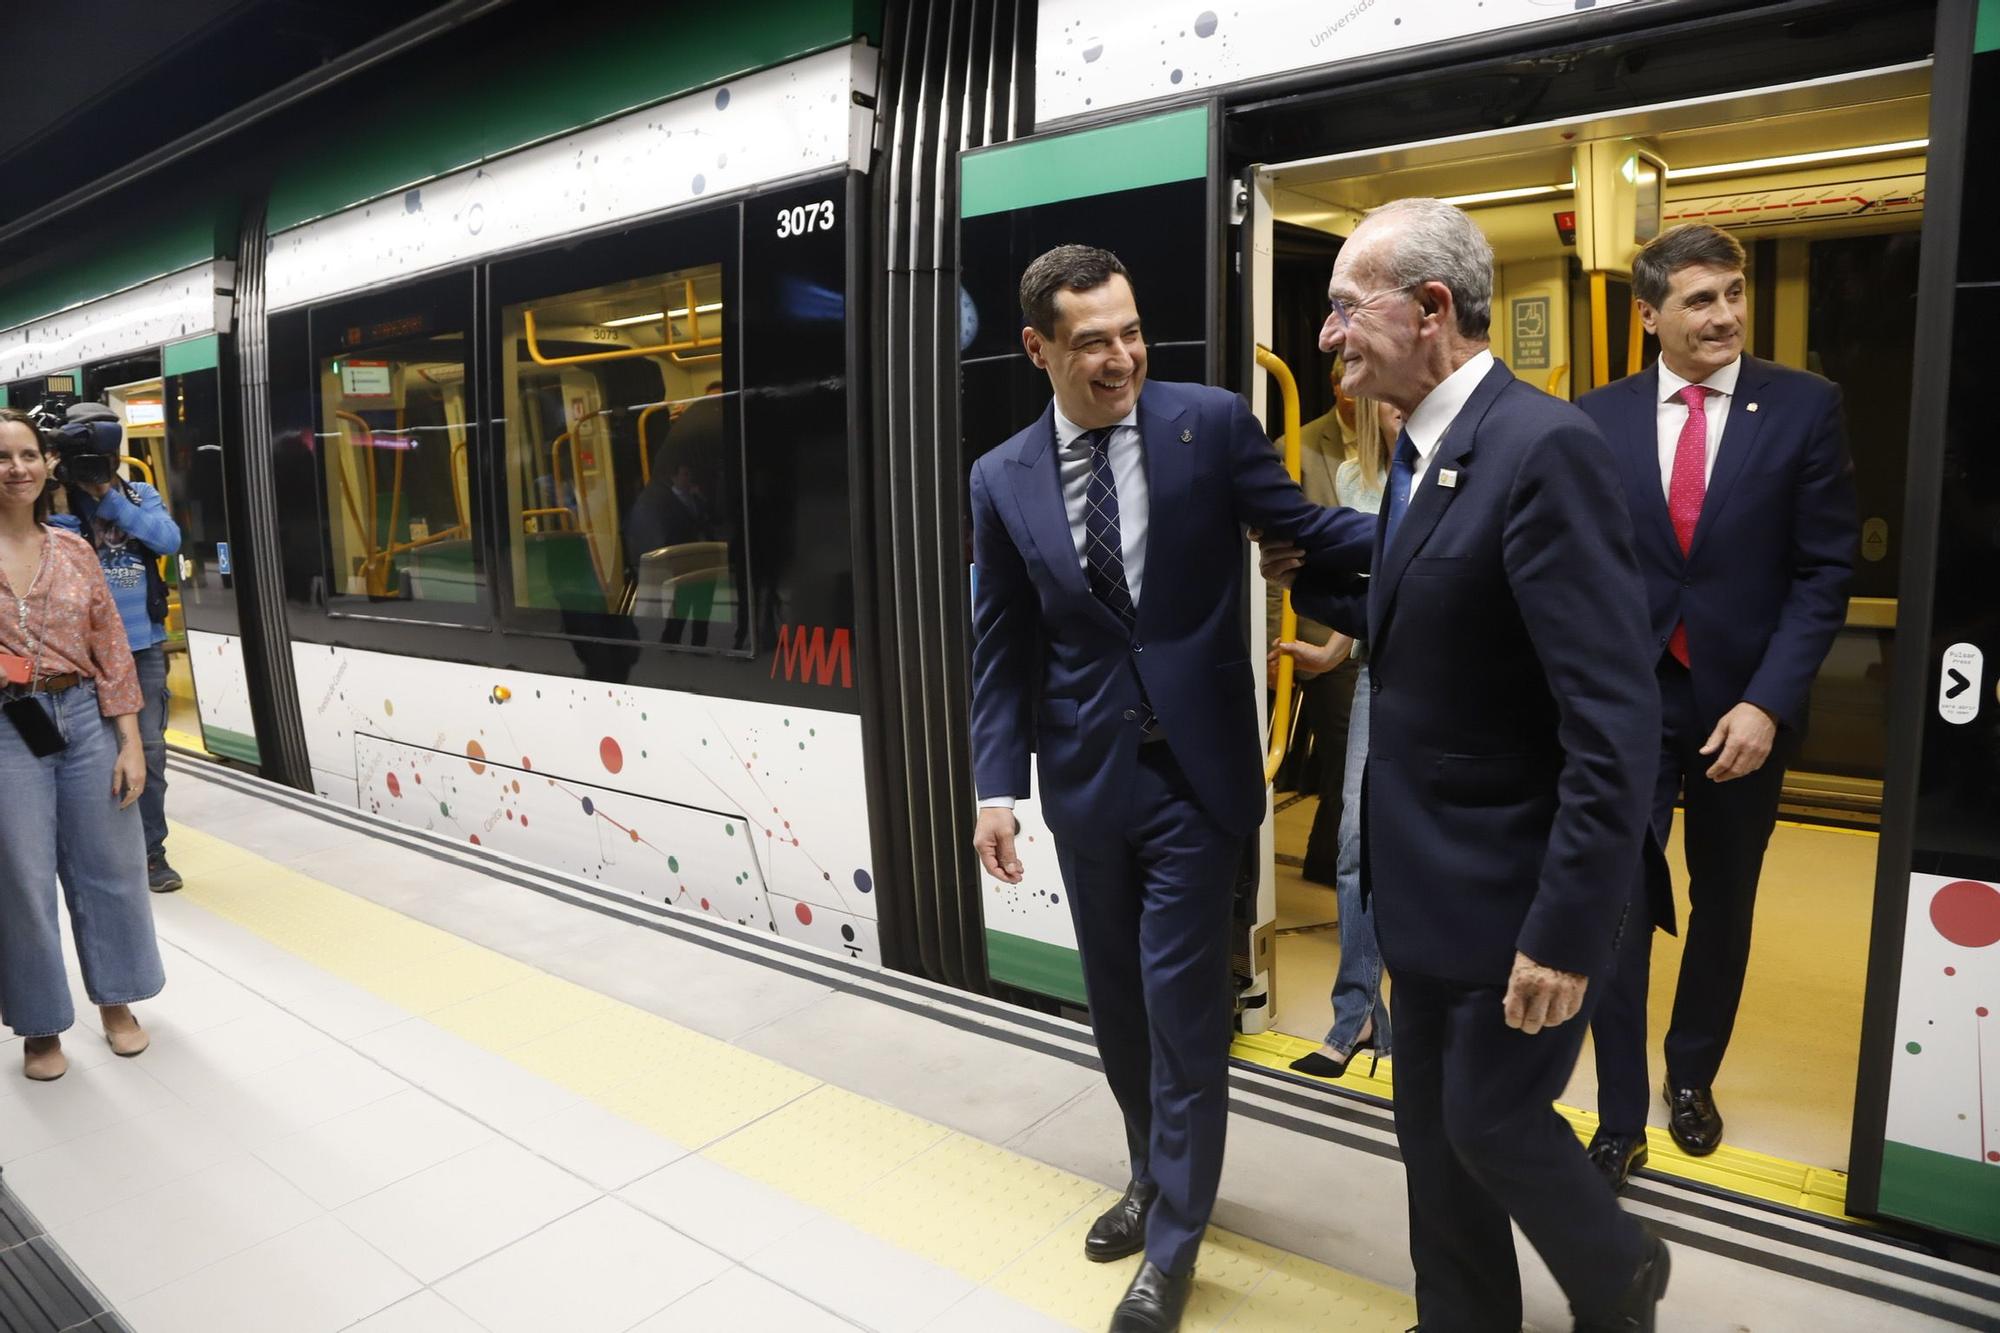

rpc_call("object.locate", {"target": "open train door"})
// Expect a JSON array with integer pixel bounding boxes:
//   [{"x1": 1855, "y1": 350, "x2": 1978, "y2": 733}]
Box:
[{"x1": 956, "y1": 104, "x2": 1271, "y2": 1020}]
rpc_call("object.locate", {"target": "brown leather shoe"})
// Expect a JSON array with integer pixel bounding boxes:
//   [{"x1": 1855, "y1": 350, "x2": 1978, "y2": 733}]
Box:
[
  {"x1": 22, "y1": 1037, "x2": 67, "y2": 1082},
  {"x1": 101, "y1": 1007, "x2": 150, "y2": 1058}
]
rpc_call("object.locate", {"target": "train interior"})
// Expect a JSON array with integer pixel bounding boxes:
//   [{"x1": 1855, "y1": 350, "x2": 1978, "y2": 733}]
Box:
[
  {"x1": 1249, "y1": 62, "x2": 1926, "y2": 1191},
  {"x1": 315, "y1": 264, "x2": 734, "y2": 642}
]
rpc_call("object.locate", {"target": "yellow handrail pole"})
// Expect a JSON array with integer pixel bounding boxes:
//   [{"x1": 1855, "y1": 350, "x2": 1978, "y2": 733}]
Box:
[
  {"x1": 331, "y1": 410, "x2": 378, "y2": 575},
  {"x1": 116, "y1": 454, "x2": 156, "y2": 486},
  {"x1": 1589, "y1": 271, "x2": 1610, "y2": 390},
  {"x1": 521, "y1": 307, "x2": 721, "y2": 369},
  {"x1": 1545, "y1": 364, "x2": 1571, "y2": 398},
  {"x1": 637, "y1": 402, "x2": 673, "y2": 485},
  {"x1": 1254, "y1": 344, "x2": 1302, "y2": 787},
  {"x1": 1627, "y1": 298, "x2": 1645, "y2": 378}
]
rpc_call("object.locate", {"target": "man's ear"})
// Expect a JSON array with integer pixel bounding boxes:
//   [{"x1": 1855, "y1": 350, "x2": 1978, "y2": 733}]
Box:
[
  {"x1": 1021, "y1": 324, "x2": 1048, "y2": 369},
  {"x1": 1635, "y1": 300, "x2": 1660, "y2": 337}
]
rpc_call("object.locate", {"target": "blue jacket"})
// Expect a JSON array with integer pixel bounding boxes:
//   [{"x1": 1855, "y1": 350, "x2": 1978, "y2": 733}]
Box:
[
  {"x1": 1294, "y1": 361, "x2": 1661, "y2": 984},
  {"x1": 969, "y1": 379, "x2": 1374, "y2": 840},
  {"x1": 1576, "y1": 356, "x2": 1856, "y2": 735},
  {"x1": 51, "y1": 482, "x2": 181, "y2": 652}
]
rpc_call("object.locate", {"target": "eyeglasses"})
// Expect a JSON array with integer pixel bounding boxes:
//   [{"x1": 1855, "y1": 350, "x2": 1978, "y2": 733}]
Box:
[{"x1": 1326, "y1": 283, "x2": 1419, "y2": 329}]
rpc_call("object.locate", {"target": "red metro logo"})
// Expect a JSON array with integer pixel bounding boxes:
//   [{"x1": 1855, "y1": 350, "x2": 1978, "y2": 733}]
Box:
[{"x1": 771, "y1": 625, "x2": 854, "y2": 689}]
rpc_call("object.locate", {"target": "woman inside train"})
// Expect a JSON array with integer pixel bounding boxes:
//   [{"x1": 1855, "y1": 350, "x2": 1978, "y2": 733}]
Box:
[
  {"x1": 0, "y1": 407, "x2": 165, "y2": 1082},
  {"x1": 1283, "y1": 394, "x2": 1402, "y2": 1081}
]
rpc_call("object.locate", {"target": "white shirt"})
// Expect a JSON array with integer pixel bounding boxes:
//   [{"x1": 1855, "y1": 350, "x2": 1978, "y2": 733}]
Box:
[
  {"x1": 1655, "y1": 356, "x2": 1739, "y2": 495},
  {"x1": 1052, "y1": 403, "x2": 1148, "y2": 609},
  {"x1": 980, "y1": 404, "x2": 1149, "y2": 812},
  {"x1": 1401, "y1": 348, "x2": 1494, "y2": 488}
]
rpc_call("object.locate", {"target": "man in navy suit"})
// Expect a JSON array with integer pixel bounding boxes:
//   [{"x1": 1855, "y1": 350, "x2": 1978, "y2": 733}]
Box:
[
  {"x1": 1264, "y1": 198, "x2": 1669, "y2": 1331},
  {"x1": 1577, "y1": 224, "x2": 1856, "y2": 1187},
  {"x1": 968, "y1": 245, "x2": 1372, "y2": 1332}
]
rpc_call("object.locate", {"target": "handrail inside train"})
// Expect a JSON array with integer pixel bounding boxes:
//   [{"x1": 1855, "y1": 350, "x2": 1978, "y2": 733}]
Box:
[{"x1": 1255, "y1": 344, "x2": 1302, "y2": 788}]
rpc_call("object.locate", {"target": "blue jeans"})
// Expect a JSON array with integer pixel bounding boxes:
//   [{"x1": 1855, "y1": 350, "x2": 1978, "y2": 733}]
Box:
[
  {"x1": 134, "y1": 643, "x2": 170, "y2": 857},
  {"x1": 0, "y1": 682, "x2": 166, "y2": 1038},
  {"x1": 1325, "y1": 663, "x2": 1391, "y2": 1057}
]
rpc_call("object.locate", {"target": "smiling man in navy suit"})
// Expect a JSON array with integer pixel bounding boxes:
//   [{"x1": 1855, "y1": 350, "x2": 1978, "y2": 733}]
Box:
[
  {"x1": 1263, "y1": 198, "x2": 1669, "y2": 1332},
  {"x1": 968, "y1": 245, "x2": 1372, "y2": 1332},
  {"x1": 1577, "y1": 224, "x2": 1857, "y2": 1189}
]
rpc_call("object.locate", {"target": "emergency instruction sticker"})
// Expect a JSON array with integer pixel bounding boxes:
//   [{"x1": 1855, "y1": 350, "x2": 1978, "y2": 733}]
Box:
[{"x1": 1939, "y1": 642, "x2": 1982, "y2": 725}]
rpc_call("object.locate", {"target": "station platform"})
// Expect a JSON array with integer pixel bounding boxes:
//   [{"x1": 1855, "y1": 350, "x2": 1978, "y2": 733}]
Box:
[{"x1": 2, "y1": 758, "x2": 1995, "y2": 1332}]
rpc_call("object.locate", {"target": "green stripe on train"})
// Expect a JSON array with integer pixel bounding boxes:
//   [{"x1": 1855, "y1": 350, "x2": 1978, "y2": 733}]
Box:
[
  {"x1": 1877, "y1": 1140, "x2": 2000, "y2": 1245},
  {"x1": 960, "y1": 106, "x2": 1208, "y2": 219},
  {"x1": 986, "y1": 929, "x2": 1087, "y2": 1006},
  {"x1": 1980, "y1": 0, "x2": 2000, "y2": 53},
  {"x1": 267, "y1": 1, "x2": 882, "y2": 232},
  {"x1": 201, "y1": 725, "x2": 262, "y2": 765},
  {"x1": 164, "y1": 335, "x2": 221, "y2": 378}
]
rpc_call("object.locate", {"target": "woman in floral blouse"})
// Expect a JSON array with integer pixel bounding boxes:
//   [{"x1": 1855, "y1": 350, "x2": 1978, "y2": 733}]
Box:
[{"x1": 0, "y1": 408, "x2": 164, "y2": 1081}]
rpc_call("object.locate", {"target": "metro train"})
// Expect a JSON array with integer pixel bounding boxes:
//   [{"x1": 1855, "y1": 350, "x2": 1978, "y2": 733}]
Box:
[{"x1": 1, "y1": 0, "x2": 1994, "y2": 1258}]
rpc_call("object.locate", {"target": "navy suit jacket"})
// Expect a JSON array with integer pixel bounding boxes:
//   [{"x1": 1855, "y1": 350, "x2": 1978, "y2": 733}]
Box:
[
  {"x1": 1576, "y1": 356, "x2": 1857, "y2": 736},
  {"x1": 1294, "y1": 361, "x2": 1660, "y2": 984},
  {"x1": 969, "y1": 379, "x2": 1374, "y2": 842}
]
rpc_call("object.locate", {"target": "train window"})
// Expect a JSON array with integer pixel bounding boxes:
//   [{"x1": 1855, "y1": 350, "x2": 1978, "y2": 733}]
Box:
[
  {"x1": 493, "y1": 217, "x2": 743, "y2": 652},
  {"x1": 308, "y1": 274, "x2": 483, "y2": 614}
]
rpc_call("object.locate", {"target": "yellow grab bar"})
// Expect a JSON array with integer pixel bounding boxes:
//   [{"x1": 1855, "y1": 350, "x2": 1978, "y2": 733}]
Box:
[
  {"x1": 116, "y1": 454, "x2": 156, "y2": 486},
  {"x1": 1545, "y1": 364, "x2": 1571, "y2": 398},
  {"x1": 1254, "y1": 344, "x2": 1302, "y2": 787},
  {"x1": 521, "y1": 280, "x2": 722, "y2": 368}
]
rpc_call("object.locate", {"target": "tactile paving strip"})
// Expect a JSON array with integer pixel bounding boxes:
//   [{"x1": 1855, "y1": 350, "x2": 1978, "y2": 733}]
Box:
[{"x1": 169, "y1": 822, "x2": 1421, "y2": 1330}]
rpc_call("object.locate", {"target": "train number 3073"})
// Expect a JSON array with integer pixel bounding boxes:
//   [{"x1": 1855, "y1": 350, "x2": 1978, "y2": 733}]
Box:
[{"x1": 777, "y1": 201, "x2": 837, "y2": 237}]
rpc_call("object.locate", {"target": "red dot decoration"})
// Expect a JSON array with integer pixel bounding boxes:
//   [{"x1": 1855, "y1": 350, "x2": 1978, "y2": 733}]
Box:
[
  {"x1": 1990, "y1": 1151, "x2": 2000, "y2": 1163},
  {"x1": 386, "y1": 773, "x2": 402, "y2": 798},
  {"x1": 520, "y1": 815, "x2": 529, "y2": 827},
  {"x1": 628, "y1": 828, "x2": 640, "y2": 843},
  {"x1": 506, "y1": 810, "x2": 514, "y2": 821},
  {"x1": 1981, "y1": 1007, "x2": 1992, "y2": 1018},
  {"x1": 511, "y1": 780, "x2": 521, "y2": 793},
  {"x1": 795, "y1": 902, "x2": 814, "y2": 925},
  {"x1": 414, "y1": 773, "x2": 422, "y2": 785},
  {"x1": 700, "y1": 898, "x2": 710, "y2": 910},
  {"x1": 1946, "y1": 967, "x2": 1957, "y2": 976},
  {"x1": 600, "y1": 737, "x2": 623, "y2": 774},
  {"x1": 1931, "y1": 880, "x2": 2000, "y2": 949},
  {"x1": 522, "y1": 757, "x2": 533, "y2": 770},
  {"x1": 466, "y1": 739, "x2": 487, "y2": 775},
  {"x1": 470, "y1": 834, "x2": 481, "y2": 846}
]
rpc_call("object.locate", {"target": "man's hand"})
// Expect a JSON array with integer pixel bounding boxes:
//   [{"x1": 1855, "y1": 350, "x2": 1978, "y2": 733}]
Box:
[
  {"x1": 1253, "y1": 529, "x2": 1307, "y2": 591},
  {"x1": 1701, "y1": 701, "x2": 1777, "y2": 783},
  {"x1": 80, "y1": 479, "x2": 113, "y2": 500},
  {"x1": 974, "y1": 807, "x2": 1024, "y2": 884},
  {"x1": 1502, "y1": 950, "x2": 1588, "y2": 1034}
]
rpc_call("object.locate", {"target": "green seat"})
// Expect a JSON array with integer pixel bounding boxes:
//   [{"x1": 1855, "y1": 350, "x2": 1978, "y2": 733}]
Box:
[
  {"x1": 521, "y1": 532, "x2": 606, "y2": 613},
  {"x1": 400, "y1": 539, "x2": 481, "y2": 603}
]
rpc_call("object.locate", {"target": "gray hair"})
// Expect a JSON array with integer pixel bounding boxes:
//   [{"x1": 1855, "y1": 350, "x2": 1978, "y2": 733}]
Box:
[
  {"x1": 1357, "y1": 198, "x2": 1493, "y2": 339},
  {"x1": 1631, "y1": 224, "x2": 1745, "y2": 308}
]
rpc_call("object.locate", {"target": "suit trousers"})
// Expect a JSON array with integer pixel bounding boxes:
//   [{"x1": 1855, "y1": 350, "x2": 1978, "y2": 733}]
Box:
[
  {"x1": 1593, "y1": 658, "x2": 1789, "y2": 1129},
  {"x1": 1392, "y1": 971, "x2": 1645, "y2": 1331},
  {"x1": 1054, "y1": 742, "x2": 1243, "y2": 1276}
]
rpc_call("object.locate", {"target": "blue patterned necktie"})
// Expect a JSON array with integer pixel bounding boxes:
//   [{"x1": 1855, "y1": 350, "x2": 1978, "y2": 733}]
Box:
[
  {"x1": 1380, "y1": 428, "x2": 1419, "y2": 553},
  {"x1": 1080, "y1": 427, "x2": 1136, "y2": 628}
]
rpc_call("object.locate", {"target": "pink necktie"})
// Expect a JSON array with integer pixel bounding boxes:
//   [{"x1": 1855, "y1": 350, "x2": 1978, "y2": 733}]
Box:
[{"x1": 1666, "y1": 384, "x2": 1711, "y2": 667}]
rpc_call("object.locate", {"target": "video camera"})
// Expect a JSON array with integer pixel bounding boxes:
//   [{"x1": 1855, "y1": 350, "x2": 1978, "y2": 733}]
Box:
[{"x1": 25, "y1": 374, "x2": 124, "y2": 488}]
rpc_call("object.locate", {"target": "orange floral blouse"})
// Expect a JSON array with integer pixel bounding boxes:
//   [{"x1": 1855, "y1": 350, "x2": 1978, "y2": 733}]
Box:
[{"x1": 0, "y1": 526, "x2": 143, "y2": 716}]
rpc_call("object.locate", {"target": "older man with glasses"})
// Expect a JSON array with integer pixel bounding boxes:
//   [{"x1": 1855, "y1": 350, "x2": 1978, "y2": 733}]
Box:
[{"x1": 1262, "y1": 197, "x2": 1671, "y2": 1332}]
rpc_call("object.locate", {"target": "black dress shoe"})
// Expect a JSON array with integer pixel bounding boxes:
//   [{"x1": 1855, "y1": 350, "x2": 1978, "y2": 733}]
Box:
[
  {"x1": 1586, "y1": 1130, "x2": 1650, "y2": 1192},
  {"x1": 1085, "y1": 1179, "x2": 1157, "y2": 1262},
  {"x1": 1661, "y1": 1082, "x2": 1723, "y2": 1156},
  {"x1": 1575, "y1": 1233, "x2": 1670, "y2": 1331},
  {"x1": 1108, "y1": 1260, "x2": 1192, "y2": 1332}
]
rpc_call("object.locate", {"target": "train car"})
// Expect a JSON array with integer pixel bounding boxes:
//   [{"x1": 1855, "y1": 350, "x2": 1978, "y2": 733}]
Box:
[{"x1": 0, "y1": 0, "x2": 1993, "y2": 1270}]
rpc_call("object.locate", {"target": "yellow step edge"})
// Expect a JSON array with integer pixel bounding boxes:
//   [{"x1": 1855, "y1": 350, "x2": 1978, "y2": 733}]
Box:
[
  {"x1": 164, "y1": 822, "x2": 1418, "y2": 1330},
  {"x1": 1231, "y1": 1028, "x2": 1862, "y2": 1224}
]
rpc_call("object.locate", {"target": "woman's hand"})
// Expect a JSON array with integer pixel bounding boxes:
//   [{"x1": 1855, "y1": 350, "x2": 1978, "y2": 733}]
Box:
[
  {"x1": 1275, "y1": 632, "x2": 1353, "y2": 679},
  {"x1": 112, "y1": 717, "x2": 145, "y2": 808}
]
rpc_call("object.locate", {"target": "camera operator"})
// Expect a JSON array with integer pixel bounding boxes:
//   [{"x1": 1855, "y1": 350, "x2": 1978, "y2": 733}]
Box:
[{"x1": 47, "y1": 403, "x2": 184, "y2": 893}]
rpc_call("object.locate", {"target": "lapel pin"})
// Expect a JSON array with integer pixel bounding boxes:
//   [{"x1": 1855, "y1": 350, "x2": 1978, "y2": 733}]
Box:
[
  {"x1": 1746, "y1": 402, "x2": 1759, "y2": 413},
  {"x1": 1438, "y1": 469, "x2": 1459, "y2": 489},
  {"x1": 1180, "y1": 429, "x2": 1193, "y2": 442}
]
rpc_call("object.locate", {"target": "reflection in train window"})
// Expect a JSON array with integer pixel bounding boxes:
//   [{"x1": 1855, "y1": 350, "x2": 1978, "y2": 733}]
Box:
[
  {"x1": 499, "y1": 262, "x2": 739, "y2": 649},
  {"x1": 315, "y1": 328, "x2": 479, "y2": 605}
]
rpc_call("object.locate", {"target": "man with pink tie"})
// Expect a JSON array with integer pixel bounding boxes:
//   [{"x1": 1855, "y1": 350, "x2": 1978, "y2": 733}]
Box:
[{"x1": 1578, "y1": 223, "x2": 1857, "y2": 1188}]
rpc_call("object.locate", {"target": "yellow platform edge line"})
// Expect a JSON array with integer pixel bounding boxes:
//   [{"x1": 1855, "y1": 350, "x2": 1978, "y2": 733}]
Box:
[
  {"x1": 162, "y1": 821, "x2": 1418, "y2": 1331},
  {"x1": 1230, "y1": 1028, "x2": 1862, "y2": 1225}
]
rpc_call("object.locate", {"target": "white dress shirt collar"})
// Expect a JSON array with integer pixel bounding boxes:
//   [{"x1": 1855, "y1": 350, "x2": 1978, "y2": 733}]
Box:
[
  {"x1": 1657, "y1": 355, "x2": 1741, "y2": 404},
  {"x1": 1403, "y1": 348, "x2": 1494, "y2": 482},
  {"x1": 1053, "y1": 402, "x2": 1140, "y2": 449}
]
